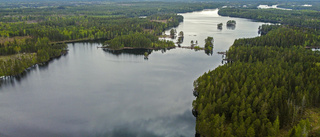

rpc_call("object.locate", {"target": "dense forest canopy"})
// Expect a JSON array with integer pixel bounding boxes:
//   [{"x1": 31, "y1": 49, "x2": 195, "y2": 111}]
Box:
[
  {"x1": 193, "y1": 5, "x2": 320, "y2": 137},
  {"x1": 104, "y1": 33, "x2": 175, "y2": 49},
  {"x1": 219, "y1": 8, "x2": 320, "y2": 29}
]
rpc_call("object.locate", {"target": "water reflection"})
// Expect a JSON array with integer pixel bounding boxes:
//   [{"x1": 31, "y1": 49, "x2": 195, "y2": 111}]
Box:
[
  {"x1": 38, "y1": 62, "x2": 50, "y2": 71},
  {"x1": 205, "y1": 49, "x2": 213, "y2": 56},
  {"x1": 0, "y1": 53, "x2": 68, "y2": 88},
  {"x1": 102, "y1": 48, "x2": 177, "y2": 57},
  {"x1": 100, "y1": 110, "x2": 195, "y2": 137},
  {"x1": 227, "y1": 25, "x2": 236, "y2": 30},
  {"x1": 0, "y1": 67, "x2": 31, "y2": 88},
  {"x1": 103, "y1": 48, "x2": 153, "y2": 56}
]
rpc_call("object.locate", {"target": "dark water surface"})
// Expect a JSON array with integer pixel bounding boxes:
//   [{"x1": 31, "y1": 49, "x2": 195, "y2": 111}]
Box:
[{"x1": 0, "y1": 9, "x2": 266, "y2": 137}]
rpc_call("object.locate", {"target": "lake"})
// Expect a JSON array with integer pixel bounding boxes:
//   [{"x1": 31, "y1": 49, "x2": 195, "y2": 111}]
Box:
[
  {"x1": 0, "y1": 9, "x2": 267, "y2": 137},
  {"x1": 257, "y1": 4, "x2": 292, "y2": 10}
]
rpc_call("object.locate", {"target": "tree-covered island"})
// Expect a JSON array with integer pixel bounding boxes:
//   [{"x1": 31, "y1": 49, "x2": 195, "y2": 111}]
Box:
[{"x1": 226, "y1": 20, "x2": 236, "y2": 26}]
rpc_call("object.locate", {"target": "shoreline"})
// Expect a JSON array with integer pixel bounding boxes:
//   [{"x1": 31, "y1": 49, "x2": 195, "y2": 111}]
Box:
[
  {"x1": 99, "y1": 46, "x2": 176, "y2": 51},
  {"x1": 50, "y1": 38, "x2": 107, "y2": 44},
  {"x1": 0, "y1": 49, "x2": 68, "y2": 78}
]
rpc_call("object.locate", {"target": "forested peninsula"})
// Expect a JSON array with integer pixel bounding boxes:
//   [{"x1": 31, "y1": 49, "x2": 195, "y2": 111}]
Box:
[{"x1": 193, "y1": 7, "x2": 320, "y2": 137}]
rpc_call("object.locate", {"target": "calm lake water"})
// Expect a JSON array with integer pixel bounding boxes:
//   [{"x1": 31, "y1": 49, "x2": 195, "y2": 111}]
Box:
[{"x1": 0, "y1": 9, "x2": 267, "y2": 137}]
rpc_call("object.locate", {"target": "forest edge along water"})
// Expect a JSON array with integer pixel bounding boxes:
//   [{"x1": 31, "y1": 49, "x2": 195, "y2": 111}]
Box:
[{"x1": 0, "y1": 9, "x2": 268, "y2": 137}]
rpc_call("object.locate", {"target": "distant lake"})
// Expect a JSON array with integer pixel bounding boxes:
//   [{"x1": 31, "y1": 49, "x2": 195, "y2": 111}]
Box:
[
  {"x1": 257, "y1": 4, "x2": 292, "y2": 10},
  {"x1": 0, "y1": 9, "x2": 267, "y2": 137}
]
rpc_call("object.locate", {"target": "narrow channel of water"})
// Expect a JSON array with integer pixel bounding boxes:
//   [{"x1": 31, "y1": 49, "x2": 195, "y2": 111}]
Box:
[{"x1": 0, "y1": 9, "x2": 267, "y2": 137}]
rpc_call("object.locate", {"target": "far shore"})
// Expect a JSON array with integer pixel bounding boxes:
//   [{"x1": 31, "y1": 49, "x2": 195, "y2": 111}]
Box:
[{"x1": 98, "y1": 46, "x2": 176, "y2": 51}]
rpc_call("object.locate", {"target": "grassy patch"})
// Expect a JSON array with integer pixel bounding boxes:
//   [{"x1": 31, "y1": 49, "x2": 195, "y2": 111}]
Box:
[
  {"x1": 305, "y1": 108, "x2": 320, "y2": 136},
  {"x1": 278, "y1": 108, "x2": 320, "y2": 137}
]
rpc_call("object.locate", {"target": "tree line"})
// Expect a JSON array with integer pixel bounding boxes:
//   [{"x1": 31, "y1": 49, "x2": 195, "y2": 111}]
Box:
[
  {"x1": 218, "y1": 8, "x2": 320, "y2": 30},
  {"x1": 104, "y1": 33, "x2": 175, "y2": 50},
  {"x1": 0, "y1": 37, "x2": 67, "y2": 77},
  {"x1": 193, "y1": 24, "x2": 320, "y2": 137}
]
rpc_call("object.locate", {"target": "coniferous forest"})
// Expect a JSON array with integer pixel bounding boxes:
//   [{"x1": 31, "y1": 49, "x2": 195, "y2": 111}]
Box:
[
  {"x1": 1, "y1": 0, "x2": 320, "y2": 137},
  {"x1": 193, "y1": 6, "x2": 320, "y2": 137}
]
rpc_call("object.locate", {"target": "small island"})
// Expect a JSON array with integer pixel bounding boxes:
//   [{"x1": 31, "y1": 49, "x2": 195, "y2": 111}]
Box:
[
  {"x1": 226, "y1": 20, "x2": 236, "y2": 26},
  {"x1": 204, "y1": 36, "x2": 214, "y2": 51},
  {"x1": 103, "y1": 33, "x2": 175, "y2": 50},
  {"x1": 177, "y1": 31, "x2": 184, "y2": 46},
  {"x1": 217, "y1": 23, "x2": 223, "y2": 29}
]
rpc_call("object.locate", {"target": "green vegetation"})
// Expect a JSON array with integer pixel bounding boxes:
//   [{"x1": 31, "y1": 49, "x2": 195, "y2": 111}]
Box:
[
  {"x1": 177, "y1": 31, "x2": 184, "y2": 44},
  {"x1": 104, "y1": 33, "x2": 175, "y2": 50},
  {"x1": 235, "y1": 26, "x2": 320, "y2": 48},
  {"x1": 258, "y1": 24, "x2": 281, "y2": 35},
  {"x1": 178, "y1": 31, "x2": 184, "y2": 37},
  {"x1": 304, "y1": 108, "x2": 320, "y2": 136},
  {"x1": 219, "y1": 8, "x2": 320, "y2": 29},
  {"x1": 0, "y1": 36, "x2": 66, "y2": 77},
  {"x1": 0, "y1": 53, "x2": 36, "y2": 76},
  {"x1": 194, "y1": 46, "x2": 202, "y2": 50},
  {"x1": 226, "y1": 20, "x2": 236, "y2": 26},
  {"x1": 193, "y1": 26, "x2": 320, "y2": 137},
  {"x1": 193, "y1": 7, "x2": 320, "y2": 137},
  {"x1": 170, "y1": 29, "x2": 177, "y2": 38},
  {"x1": 0, "y1": 1, "x2": 223, "y2": 77},
  {"x1": 217, "y1": 23, "x2": 223, "y2": 29},
  {"x1": 204, "y1": 36, "x2": 213, "y2": 51}
]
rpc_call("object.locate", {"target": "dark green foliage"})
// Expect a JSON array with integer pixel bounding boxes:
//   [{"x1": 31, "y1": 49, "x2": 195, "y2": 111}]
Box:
[
  {"x1": 217, "y1": 23, "x2": 223, "y2": 29},
  {"x1": 193, "y1": 26, "x2": 320, "y2": 136},
  {"x1": 258, "y1": 24, "x2": 281, "y2": 35},
  {"x1": 219, "y1": 8, "x2": 320, "y2": 29},
  {"x1": 170, "y1": 29, "x2": 176, "y2": 38},
  {"x1": 0, "y1": 40, "x2": 67, "y2": 77},
  {"x1": 204, "y1": 36, "x2": 213, "y2": 51},
  {"x1": 288, "y1": 119, "x2": 311, "y2": 137},
  {"x1": 105, "y1": 33, "x2": 174, "y2": 50},
  {"x1": 0, "y1": 2, "x2": 191, "y2": 43},
  {"x1": 232, "y1": 26, "x2": 320, "y2": 50},
  {"x1": 0, "y1": 55, "x2": 35, "y2": 77},
  {"x1": 227, "y1": 20, "x2": 236, "y2": 26},
  {"x1": 0, "y1": 15, "x2": 180, "y2": 42}
]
